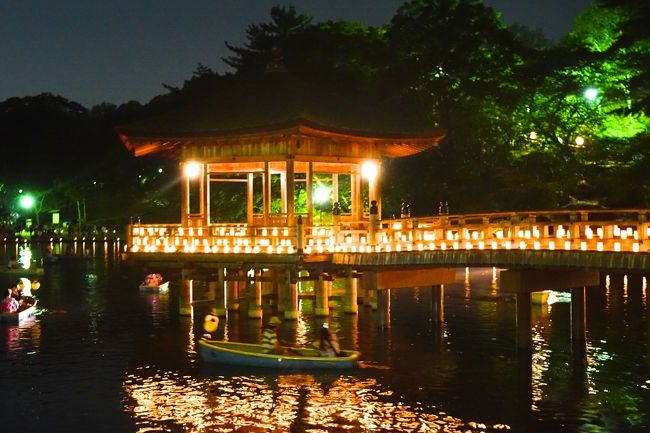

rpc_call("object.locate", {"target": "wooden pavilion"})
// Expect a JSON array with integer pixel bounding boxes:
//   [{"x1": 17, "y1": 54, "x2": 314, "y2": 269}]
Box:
[{"x1": 118, "y1": 72, "x2": 444, "y2": 233}]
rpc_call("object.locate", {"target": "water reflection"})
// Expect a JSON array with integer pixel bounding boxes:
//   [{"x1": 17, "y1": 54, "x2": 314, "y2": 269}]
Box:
[
  {"x1": 123, "y1": 368, "x2": 510, "y2": 432},
  {"x1": 530, "y1": 304, "x2": 552, "y2": 411},
  {"x1": 1, "y1": 319, "x2": 41, "y2": 356}
]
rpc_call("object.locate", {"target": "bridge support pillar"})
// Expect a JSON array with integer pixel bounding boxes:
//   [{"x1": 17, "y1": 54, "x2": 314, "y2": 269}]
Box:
[
  {"x1": 378, "y1": 289, "x2": 391, "y2": 328},
  {"x1": 314, "y1": 273, "x2": 329, "y2": 316},
  {"x1": 571, "y1": 287, "x2": 587, "y2": 352},
  {"x1": 343, "y1": 275, "x2": 359, "y2": 314},
  {"x1": 277, "y1": 271, "x2": 289, "y2": 314},
  {"x1": 247, "y1": 271, "x2": 263, "y2": 319},
  {"x1": 179, "y1": 270, "x2": 193, "y2": 316},
  {"x1": 284, "y1": 270, "x2": 299, "y2": 320},
  {"x1": 226, "y1": 270, "x2": 240, "y2": 312},
  {"x1": 326, "y1": 279, "x2": 335, "y2": 308},
  {"x1": 431, "y1": 284, "x2": 444, "y2": 324},
  {"x1": 516, "y1": 291, "x2": 532, "y2": 352},
  {"x1": 209, "y1": 268, "x2": 227, "y2": 316},
  {"x1": 363, "y1": 271, "x2": 378, "y2": 310}
]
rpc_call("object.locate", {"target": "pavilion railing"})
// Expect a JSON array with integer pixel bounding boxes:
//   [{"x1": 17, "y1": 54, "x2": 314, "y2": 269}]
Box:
[{"x1": 126, "y1": 209, "x2": 650, "y2": 255}]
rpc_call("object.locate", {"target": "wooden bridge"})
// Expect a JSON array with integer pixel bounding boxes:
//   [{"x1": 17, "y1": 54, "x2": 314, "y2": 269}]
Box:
[{"x1": 125, "y1": 208, "x2": 650, "y2": 272}]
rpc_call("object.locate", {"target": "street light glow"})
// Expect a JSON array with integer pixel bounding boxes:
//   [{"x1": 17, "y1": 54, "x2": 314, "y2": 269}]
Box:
[{"x1": 20, "y1": 195, "x2": 34, "y2": 209}]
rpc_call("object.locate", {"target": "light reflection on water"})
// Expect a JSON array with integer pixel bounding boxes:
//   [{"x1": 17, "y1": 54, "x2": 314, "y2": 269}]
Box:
[
  {"x1": 2, "y1": 247, "x2": 650, "y2": 432},
  {"x1": 123, "y1": 368, "x2": 510, "y2": 433}
]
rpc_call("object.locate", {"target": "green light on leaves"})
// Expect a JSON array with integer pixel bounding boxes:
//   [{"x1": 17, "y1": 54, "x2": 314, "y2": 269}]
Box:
[{"x1": 584, "y1": 87, "x2": 599, "y2": 101}]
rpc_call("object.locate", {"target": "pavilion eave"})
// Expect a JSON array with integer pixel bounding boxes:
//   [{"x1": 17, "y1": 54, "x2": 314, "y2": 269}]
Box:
[{"x1": 120, "y1": 120, "x2": 445, "y2": 159}]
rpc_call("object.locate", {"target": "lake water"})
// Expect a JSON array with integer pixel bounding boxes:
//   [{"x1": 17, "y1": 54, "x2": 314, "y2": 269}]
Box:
[{"x1": 1, "y1": 243, "x2": 649, "y2": 432}]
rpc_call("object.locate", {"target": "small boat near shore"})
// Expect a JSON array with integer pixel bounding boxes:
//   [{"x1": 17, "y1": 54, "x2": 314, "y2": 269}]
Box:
[
  {"x1": 0, "y1": 302, "x2": 38, "y2": 324},
  {"x1": 198, "y1": 339, "x2": 360, "y2": 369},
  {"x1": 138, "y1": 281, "x2": 170, "y2": 292},
  {"x1": 139, "y1": 273, "x2": 168, "y2": 292}
]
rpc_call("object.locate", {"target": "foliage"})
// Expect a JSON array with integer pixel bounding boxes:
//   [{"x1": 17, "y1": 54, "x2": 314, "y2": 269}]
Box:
[{"x1": 4, "y1": 0, "x2": 650, "y2": 222}]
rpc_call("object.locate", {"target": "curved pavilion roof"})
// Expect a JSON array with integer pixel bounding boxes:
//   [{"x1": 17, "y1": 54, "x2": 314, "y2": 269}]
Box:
[{"x1": 118, "y1": 73, "x2": 445, "y2": 160}]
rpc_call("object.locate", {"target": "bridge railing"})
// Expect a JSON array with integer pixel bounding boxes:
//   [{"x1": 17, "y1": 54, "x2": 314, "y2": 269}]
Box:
[
  {"x1": 128, "y1": 223, "x2": 298, "y2": 254},
  {"x1": 126, "y1": 209, "x2": 650, "y2": 255},
  {"x1": 378, "y1": 209, "x2": 650, "y2": 253}
]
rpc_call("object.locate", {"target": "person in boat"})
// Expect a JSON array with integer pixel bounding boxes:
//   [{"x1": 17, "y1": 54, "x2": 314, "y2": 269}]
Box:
[
  {"x1": 1, "y1": 288, "x2": 19, "y2": 313},
  {"x1": 17, "y1": 278, "x2": 36, "y2": 306},
  {"x1": 319, "y1": 322, "x2": 341, "y2": 357},
  {"x1": 143, "y1": 273, "x2": 163, "y2": 286},
  {"x1": 262, "y1": 316, "x2": 284, "y2": 355}
]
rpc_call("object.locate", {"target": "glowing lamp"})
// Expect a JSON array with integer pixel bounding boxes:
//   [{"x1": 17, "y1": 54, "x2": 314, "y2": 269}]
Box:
[
  {"x1": 184, "y1": 162, "x2": 201, "y2": 178},
  {"x1": 314, "y1": 186, "x2": 330, "y2": 203},
  {"x1": 19, "y1": 194, "x2": 34, "y2": 209},
  {"x1": 361, "y1": 161, "x2": 378, "y2": 180}
]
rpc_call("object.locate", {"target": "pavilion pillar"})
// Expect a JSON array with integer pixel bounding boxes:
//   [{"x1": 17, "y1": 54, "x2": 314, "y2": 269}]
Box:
[
  {"x1": 181, "y1": 163, "x2": 190, "y2": 226},
  {"x1": 368, "y1": 167, "x2": 377, "y2": 211},
  {"x1": 376, "y1": 162, "x2": 382, "y2": 219},
  {"x1": 351, "y1": 167, "x2": 363, "y2": 222},
  {"x1": 314, "y1": 273, "x2": 329, "y2": 316},
  {"x1": 286, "y1": 158, "x2": 295, "y2": 225},
  {"x1": 247, "y1": 173, "x2": 254, "y2": 226},
  {"x1": 263, "y1": 162, "x2": 271, "y2": 226},
  {"x1": 280, "y1": 171, "x2": 286, "y2": 214},
  {"x1": 306, "y1": 162, "x2": 313, "y2": 226},
  {"x1": 202, "y1": 165, "x2": 210, "y2": 226},
  {"x1": 332, "y1": 173, "x2": 339, "y2": 204},
  {"x1": 248, "y1": 270, "x2": 263, "y2": 319}
]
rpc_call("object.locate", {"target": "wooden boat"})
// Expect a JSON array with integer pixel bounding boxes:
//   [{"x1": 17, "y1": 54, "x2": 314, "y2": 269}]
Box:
[
  {"x1": 0, "y1": 303, "x2": 37, "y2": 324},
  {"x1": 198, "y1": 339, "x2": 360, "y2": 369},
  {"x1": 138, "y1": 281, "x2": 170, "y2": 292}
]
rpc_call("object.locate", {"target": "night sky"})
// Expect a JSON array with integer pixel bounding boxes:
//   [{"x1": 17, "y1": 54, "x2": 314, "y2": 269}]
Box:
[{"x1": 0, "y1": 0, "x2": 592, "y2": 108}]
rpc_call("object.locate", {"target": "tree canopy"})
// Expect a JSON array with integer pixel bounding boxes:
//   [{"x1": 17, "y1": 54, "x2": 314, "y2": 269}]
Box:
[{"x1": 3, "y1": 0, "x2": 650, "y2": 226}]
